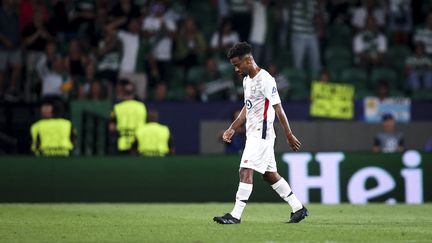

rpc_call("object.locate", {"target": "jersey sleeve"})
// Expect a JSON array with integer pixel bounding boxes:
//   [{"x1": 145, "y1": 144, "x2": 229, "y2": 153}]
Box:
[{"x1": 263, "y1": 75, "x2": 281, "y2": 106}]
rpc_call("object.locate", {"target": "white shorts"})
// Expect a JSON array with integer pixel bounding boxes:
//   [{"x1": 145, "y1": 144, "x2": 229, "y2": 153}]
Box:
[{"x1": 240, "y1": 136, "x2": 277, "y2": 174}]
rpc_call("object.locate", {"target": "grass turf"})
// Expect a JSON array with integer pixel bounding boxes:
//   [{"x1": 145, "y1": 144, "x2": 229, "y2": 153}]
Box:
[{"x1": 0, "y1": 203, "x2": 431, "y2": 242}]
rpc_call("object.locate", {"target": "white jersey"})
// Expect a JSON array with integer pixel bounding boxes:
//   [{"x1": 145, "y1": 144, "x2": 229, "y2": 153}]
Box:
[{"x1": 243, "y1": 69, "x2": 281, "y2": 140}]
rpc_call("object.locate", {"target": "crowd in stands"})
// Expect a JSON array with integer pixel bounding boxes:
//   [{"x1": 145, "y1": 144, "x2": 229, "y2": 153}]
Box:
[{"x1": 1, "y1": 0, "x2": 432, "y2": 103}]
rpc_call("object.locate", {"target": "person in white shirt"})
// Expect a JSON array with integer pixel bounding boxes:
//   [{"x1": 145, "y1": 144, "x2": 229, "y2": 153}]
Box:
[
  {"x1": 142, "y1": 3, "x2": 176, "y2": 87},
  {"x1": 116, "y1": 18, "x2": 147, "y2": 100},
  {"x1": 210, "y1": 18, "x2": 240, "y2": 58},
  {"x1": 353, "y1": 15, "x2": 387, "y2": 68},
  {"x1": 37, "y1": 54, "x2": 70, "y2": 99},
  {"x1": 213, "y1": 42, "x2": 307, "y2": 225}
]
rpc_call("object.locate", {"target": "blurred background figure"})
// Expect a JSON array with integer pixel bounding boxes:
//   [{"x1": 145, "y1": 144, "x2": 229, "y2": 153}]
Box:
[
  {"x1": 0, "y1": 0, "x2": 22, "y2": 101},
  {"x1": 142, "y1": 2, "x2": 177, "y2": 88},
  {"x1": 30, "y1": 101, "x2": 75, "y2": 156},
  {"x1": 387, "y1": 0, "x2": 412, "y2": 45},
  {"x1": 175, "y1": 16, "x2": 207, "y2": 79},
  {"x1": 114, "y1": 18, "x2": 147, "y2": 100},
  {"x1": 96, "y1": 26, "x2": 121, "y2": 100},
  {"x1": 249, "y1": 0, "x2": 271, "y2": 66},
  {"x1": 413, "y1": 13, "x2": 432, "y2": 56},
  {"x1": 36, "y1": 50, "x2": 71, "y2": 99},
  {"x1": 228, "y1": 0, "x2": 251, "y2": 42},
  {"x1": 109, "y1": 80, "x2": 147, "y2": 154},
  {"x1": 351, "y1": 0, "x2": 385, "y2": 31},
  {"x1": 133, "y1": 110, "x2": 173, "y2": 156},
  {"x1": 210, "y1": 17, "x2": 240, "y2": 58},
  {"x1": 353, "y1": 15, "x2": 387, "y2": 70},
  {"x1": 405, "y1": 42, "x2": 432, "y2": 92},
  {"x1": 374, "y1": 80, "x2": 390, "y2": 101},
  {"x1": 22, "y1": 8, "x2": 53, "y2": 101},
  {"x1": 372, "y1": 114, "x2": 404, "y2": 153},
  {"x1": 290, "y1": 0, "x2": 321, "y2": 73}
]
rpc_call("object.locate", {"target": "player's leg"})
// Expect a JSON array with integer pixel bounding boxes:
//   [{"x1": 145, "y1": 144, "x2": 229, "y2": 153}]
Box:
[
  {"x1": 230, "y1": 168, "x2": 253, "y2": 218},
  {"x1": 214, "y1": 138, "x2": 263, "y2": 224},
  {"x1": 263, "y1": 171, "x2": 309, "y2": 223},
  {"x1": 263, "y1": 171, "x2": 302, "y2": 212},
  {"x1": 213, "y1": 168, "x2": 253, "y2": 224}
]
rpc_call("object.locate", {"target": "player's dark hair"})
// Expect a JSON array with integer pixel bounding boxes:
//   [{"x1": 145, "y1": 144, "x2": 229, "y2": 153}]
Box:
[{"x1": 227, "y1": 42, "x2": 252, "y2": 59}]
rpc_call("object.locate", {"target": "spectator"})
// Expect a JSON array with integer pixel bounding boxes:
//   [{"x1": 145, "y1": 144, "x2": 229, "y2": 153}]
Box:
[
  {"x1": 133, "y1": 110, "x2": 174, "y2": 156},
  {"x1": 375, "y1": 80, "x2": 390, "y2": 101},
  {"x1": 86, "y1": 7, "x2": 110, "y2": 49},
  {"x1": 414, "y1": 13, "x2": 432, "y2": 56},
  {"x1": 0, "y1": 0, "x2": 22, "y2": 101},
  {"x1": 77, "y1": 62, "x2": 100, "y2": 100},
  {"x1": 228, "y1": 0, "x2": 252, "y2": 41},
  {"x1": 22, "y1": 9, "x2": 54, "y2": 101},
  {"x1": 88, "y1": 80, "x2": 105, "y2": 101},
  {"x1": 217, "y1": 0, "x2": 229, "y2": 21},
  {"x1": 36, "y1": 45, "x2": 71, "y2": 99},
  {"x1": 353, "y1": 15, "x2": 387, "y2": 69},
  {"x1": 273, "y1": 0, "x2": 289, "y2": 49},
  {"x1": 96, "y1": 26, "x2": 121, "y2": 99},
  {"x1": 387, "y1": 0, "x2": 412, "y2": 44},
  {"x1": 116, "y1": 18, "x2": 147, "y2": 100},
  {"x1": 210, "y1": 17, "x2": 240, "y2": 58},
  {"x1": 153, "y1": 81, "x2": 168, "y2": 102},
  {"x1": 249, "y1": 0, "x2": 271, "y2": 66},
  {"x1": 109, "y1": 80, "x2": 147, "y2": 154},
  {"x1": 326, "y1": 0, "x2": 351, "y2": 25},
  {"x1": 290, "y1": 0, "x2": 321, "y2": 73},
  {"x1": 109, "y1": 0, "x2": 141, "y2": 30},
  {"x1": 19, "y1": 0, "x2": 49, "y2": 31},
  {"x1": 204, "y1": 56, "x2": 223, "y2": 81},
  {"x1": 183, "y1": 82, "x2": 200, "y2": 102},
  {"x1": 372, "y1": 113, "x2": 404, "y2": 153},
  {"x1": 64, "y1": 39, "x2": 90, "y2": 87},
  {"x1": 175, "y1": 16, "x2": 207, "y2": 78},
  {"x1": 351, "y1": 0, "x2": 386, "y2": 31},
  {"x1": 30, "y1": 101, "x2": 75, "y2": 156},
  {"x1": 47, "y1": 0, "x2": 70, "y2": 39},
  {"x1": 317, "y1": 68, "x2": 331, "y2": 83},
  {"x1": 267, "y1": 63, "x2": 289, "y2": 97},
  {"x1": 142, "y1": 2, "x2": 177, "y2": 87},
  {"x1": 405, "y1": 42, "x2": 432, "y2": 91},
  {"x1": 199, "y1": 56, "x2": 234, "y2": 102},
  {"x1": 68, "y1": 0, "x2": 96, "y2": 35}
]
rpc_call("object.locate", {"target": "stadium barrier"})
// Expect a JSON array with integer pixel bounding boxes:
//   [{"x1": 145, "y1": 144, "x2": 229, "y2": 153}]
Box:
[{"x1": 0, "y1": 151, "x2": 430, "y2": 203}]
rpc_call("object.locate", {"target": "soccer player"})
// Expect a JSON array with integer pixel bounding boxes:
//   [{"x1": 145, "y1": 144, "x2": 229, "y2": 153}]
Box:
[{"x1": 213, "y1": 42, "x2": 308, "y2": 224}]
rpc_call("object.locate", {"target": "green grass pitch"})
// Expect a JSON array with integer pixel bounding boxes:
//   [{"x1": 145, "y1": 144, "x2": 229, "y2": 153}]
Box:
[{"x1": 1, "y1": 203, "x2": 431, "y2": 242}]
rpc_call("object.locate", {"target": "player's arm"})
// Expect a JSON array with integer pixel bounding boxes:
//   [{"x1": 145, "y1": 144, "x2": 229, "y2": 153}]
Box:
[
  {"x1": 222, "y1": 105, "x2": 246, "y2": 143},
  {"x1": 274, "y1": 104, "x2": 301, "y2": 151}
]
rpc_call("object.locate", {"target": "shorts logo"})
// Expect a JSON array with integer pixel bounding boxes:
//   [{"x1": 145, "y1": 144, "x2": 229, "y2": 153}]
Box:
[
  {"x1": 246, "y1": 100, "x2": 252, "y2": 109},
  {"x1": 272, "y1": 87, "x2": 277, "y2": 94},
  {"x1": 243, "y1": 160, "x2": 248, "y2": 163}
]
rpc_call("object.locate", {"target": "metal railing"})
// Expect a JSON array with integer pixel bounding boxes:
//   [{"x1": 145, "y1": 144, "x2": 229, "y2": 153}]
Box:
[{"x1": 81, "y1": 110, "x2": 110, "y2": 156}]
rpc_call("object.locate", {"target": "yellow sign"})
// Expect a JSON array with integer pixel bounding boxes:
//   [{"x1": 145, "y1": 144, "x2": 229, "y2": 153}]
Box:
[{"x1": 310, "y1": 81, "x2": 354, "y2": 119}]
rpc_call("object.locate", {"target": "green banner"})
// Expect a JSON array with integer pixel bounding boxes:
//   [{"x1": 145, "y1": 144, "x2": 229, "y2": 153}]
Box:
[
  {"x1": 0, "y1": 151, "x2": 430, "y2": 203},
  {"x1": 282, "y1": 151, "x2": 431, "y2": 204}
]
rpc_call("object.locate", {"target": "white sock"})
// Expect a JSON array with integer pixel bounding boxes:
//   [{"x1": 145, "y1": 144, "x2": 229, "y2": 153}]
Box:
[
  {"x1": 271, "y1": 178, "x2": 303, "y2": 212},
  {"x1": 230, "y1": 182, "x2": 253, "y2": 220}
]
